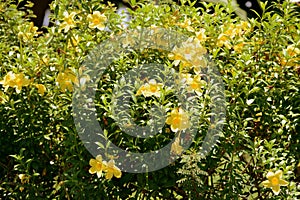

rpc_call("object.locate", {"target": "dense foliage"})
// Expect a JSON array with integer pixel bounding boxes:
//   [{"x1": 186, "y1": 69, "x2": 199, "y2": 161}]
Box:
[{"x1": 0, "y1": 0, "x2": 299, "y2": 199}]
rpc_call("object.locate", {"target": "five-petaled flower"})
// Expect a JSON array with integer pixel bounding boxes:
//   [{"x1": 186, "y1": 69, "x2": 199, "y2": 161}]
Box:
[
  {"x1": 89, "y1": 155, "x2": 107, "y2": 178},
  {"x1": 262, "y1": 170, "x2": 289, "y2": 195},
  {"x1": 136, "y1": 79, "x2": 163, "y2": 98},
  {"x1": 87, "y1": 11, "x2": 107, "y2": 30},
  {"x1": 104, "y1": 159, "x2": 122, "y2": 180},
  {"x1": 60, "y1": 11, "x2": 77, "y2": 33},
  {"x1": 0, "y1": 71, "x2": 31, "y2": 93},
  {"x1": 183, "y1": 74, "x2": 206, "y2": 93},
  {"x1": 166, "y1": 107, "x2": 190, "y2": 132}
]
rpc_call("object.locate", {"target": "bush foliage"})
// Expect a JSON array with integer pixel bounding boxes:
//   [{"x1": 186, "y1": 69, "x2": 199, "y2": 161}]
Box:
[{"x1": 0, "y1": 0, "x2": 299, "y2": 199}]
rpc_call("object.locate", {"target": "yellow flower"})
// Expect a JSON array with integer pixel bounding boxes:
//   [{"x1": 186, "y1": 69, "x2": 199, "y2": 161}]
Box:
[
  {"x1": 18, "y1": 174, "x2": 30, "y2": 184},
  {"x1": 168, "y1": 50, "x2": 189, "y2": 67},
  {"x1": 89, "y1": 155, "x2": 107, "y2": 178},
  {"x1": 56, "y1": 69, "x2": 79, "y2": 92},
  {"x1": 19, "y1": 187, "x2": 25, "y2": 192},
  {"x1": 34, "y1": 84, "x2": 46, "y2": 96},
  {"x1": 136, "y1": 79, "x2": 163, "y2": 98},
  {"x1": 178, "y1": 74, "x2": 206, "y2": 93},
  {"x1": 168, "y1": 38, "x2": 207, "y2": 69},
  {"x1": 195, "y1": 29, "x2": 207, "y2": 42},
  {"x1": 223, "y1": 24, "x2": 237, "y2": 38},
  {"x1": 104, "y1": 159, "x2": 122, "y2": 180},
  {"x1": 14, "y1": 73, "x2": 31, "y2": 93},
  {"x1": 87, "y1": 11, "x2": 107, "y2": 30},
  {"x1": 0, "y1": 71, "x2": 16, "y2": 92},
  {"x1": 187, "y1": 75, "x2": 206, "y2": 92},
  {"x1": 177, "y1": 18, "x2": 194, "y2": 32},
  {"x1": 0, "y1": 72, "x2": 31, "y2": 93},
  {"x1": 171, "y1": 137, "x2": 183, "y2": 155},
  {"x1": 236, "y1": 21, "x2": 250, "y2": 33},
  {"x1": 233, "y1": 41, "x2": 245, "y2": 53},
  {"x1": 166, "y1": 108, "x2": 190, "y2": 132},
  {"x1": 223, "y1": 22, "x2": 249, "y2": 38},
  {"x1": 217, "y1": 33, "x2": 231, "y2": 49},
  {"x1": 262, "y1": 170, "x2": 289, "y2": 195},
  {"x1": 59, "y1": 11, "x2": 77, "y2": 33},
  {"x1": 18, "y1": 22, "x2": 39, "y2": 43},
  {"x1": 192, "y1": 57, "x2": 207, "y2": 74},
  {"x1": 286, "y1": 45, "x2": 300, "y2": 57},
  {"x1": 280, "y1": 45, "x2": 300, "y2": 67}
]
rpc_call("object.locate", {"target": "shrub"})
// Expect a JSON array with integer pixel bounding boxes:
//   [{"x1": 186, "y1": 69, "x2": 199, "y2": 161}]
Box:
[{"x1": 0, "y1": 0, "x2": 299, "y2": 199}]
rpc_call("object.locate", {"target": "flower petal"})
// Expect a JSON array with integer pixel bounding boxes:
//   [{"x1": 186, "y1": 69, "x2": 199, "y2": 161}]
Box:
[
  {"x1": 89, "y1": 159, "x2": 97, "y2": 166},
  {"x1": 271, "y1": 185, "x2": 281, "y2": 195},
  {"x1": 262, "y1": 180, "x2": 272, "y2": 188},
  {"x1": 105, "y1": 171, "x2": 113, "y2": 180},
  {"x1": 113, "y1": 167, "x2": 122, "y2": 178},
  {"x1": 266, "y1": 171, "x2": 275, "y2": 179},
  {"x1": 279, "y1": 179, "x2": 288, "y2": 186},
  {"x1": 89, "y1": 166, "x2": 96, "y2": 174},
  {"x1": 96, "y1": 171, "x2": 103, "y2": 178},
  {"x1": 96, "y1": 155, "x2": 102, "y2": 162}
]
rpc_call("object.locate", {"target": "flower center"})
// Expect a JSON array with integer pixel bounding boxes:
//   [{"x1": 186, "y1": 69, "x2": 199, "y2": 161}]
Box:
[
  {"x1": 149, "y1": 85, "x2": 157, "y2": 92},
  {"x1": 95, "y1": 162, "x2": 102, "y2": 170},
  {"x1": 191, "y1": 82, "x2": 198, "y2": 89},
  {"x1": 66, "y1": 18, "x2": 73, "y2": 25},
  {"x1": 271, "y1": 177, "x2": 279, "y2": 185},
  {"x1": 93, "y1": 19, "x2": 100, "y2": 24},
  {"x1": 15, "y1": 78, "x2": 23, "y2": 86},
  {"x1": 173, "y1": 117, "x2": 181, "y2": 125}
]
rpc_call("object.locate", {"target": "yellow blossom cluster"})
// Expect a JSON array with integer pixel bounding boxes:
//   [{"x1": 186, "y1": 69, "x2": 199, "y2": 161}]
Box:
[
  {"x1": 89, "y1": 155, "x2": 122, "y2": 180},
  {"x1": 59, "y1": 11, "x2": 77, "y2": 33},
  {"x1": 56, "y1": 68, "x2": 79, "y2": 92},
  {"x1": 17, "y1": 22, "x2": 40, "y2": 43},
  {"x1": 0, "y1": 71, "x2": 47, "y2": 96},
  {"x1": 59, "y1": 11, "x2": 107, "y2": 33},
  {"x1": 136, "y1": 79, "x2": 163, "y2": 98},
  {"x1": 177, "y1": 17, "x2": 195, "y2": 32},
  {"x1": 279, "y1": 44, "x2": 300, "y2": 67},
  {"x1": 262, "y1": 170, "x2": 288, "y2": 195},
  {"x1": 0, "y1": 71, "x2": 31, "y2": 93},
  {"x1": 216, "y1": 21, "x2": 250, "y2": 52},
  {"x1": 18, "y1": 173, "x2": 31, "y2": 192},
  {"x1": 168, "y1": 37, "x2": 207, "y2": 72}
]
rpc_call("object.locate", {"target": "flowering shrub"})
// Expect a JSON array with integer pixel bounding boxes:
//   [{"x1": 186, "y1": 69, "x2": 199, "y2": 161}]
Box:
[{"x1": 0, "y1": 0, "x2": 299, "y2": 199}]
